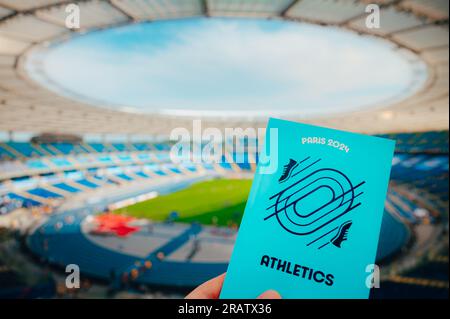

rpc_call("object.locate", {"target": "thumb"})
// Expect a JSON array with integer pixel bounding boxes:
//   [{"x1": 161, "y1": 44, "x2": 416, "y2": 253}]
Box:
[{"x1": 257, "y1": 290, "x2": 282, "y2": 299}]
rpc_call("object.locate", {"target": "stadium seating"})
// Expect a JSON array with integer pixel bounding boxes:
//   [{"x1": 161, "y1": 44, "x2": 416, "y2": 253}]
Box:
[
  {"x1": 136, "y1": 172, "x2": 150, "y2": 179},
  {"x1": 0, "y1": 131, "x2": 446, "y2": 161},
  {"x1": 0, "y1": 133, "x2": 447, "y2": 214},
  {"x1": 26, "y1": 159, "x2": 48, "y2": 170},
  {"x1": 76, "y1": 179, "x2": 100, "y2": 189},
  {"x1": 0, "y1": 145, "x2": 17, "y2": 160},
  {"x1": 379, "y1": 131, "x2": 449, "y2": 154},
  {"x1": 0, "y1": 194, "x2": 23, "y2": 215},
  {"x1": 116, "y1": 174, "x2": 134, "y2": 181},
  {"x1": 27, "y1": 187, "x2": 63, "y2": 199},
  {"x1": 376, "y1": 210, "x2": 410, "y2": 261},
  {"x1": 6, "y1": 193, "x2": 42, "y2": 207},
  {"x1": 6, "y1": 142, "x2": 44, "y2": 157},
  {"x1": 0, "y1": 134, "x2": 448, "y2": 296},
  {"x1": 4, "y1": 130, "x2": 449, "y2": 300}
]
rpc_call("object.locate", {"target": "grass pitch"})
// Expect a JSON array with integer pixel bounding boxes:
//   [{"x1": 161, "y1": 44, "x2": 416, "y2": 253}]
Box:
[{"x1": 113, "y1": 179, "x2": 252, "y2": 226}]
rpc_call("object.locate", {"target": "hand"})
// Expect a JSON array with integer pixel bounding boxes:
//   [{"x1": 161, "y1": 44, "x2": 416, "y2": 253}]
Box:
[{"x1": 185, "y1": 273, "x2": 281, "y2": 299}]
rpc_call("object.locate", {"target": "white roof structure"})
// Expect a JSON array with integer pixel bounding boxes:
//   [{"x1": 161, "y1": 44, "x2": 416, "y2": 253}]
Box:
[{"x1": 0, "y1": 0, "x2": 448, "y2": 136}]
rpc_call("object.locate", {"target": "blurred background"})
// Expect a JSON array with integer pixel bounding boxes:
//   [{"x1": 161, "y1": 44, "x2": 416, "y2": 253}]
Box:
[{"x1": 0, "y1": 0, "x2": 448, "y2": 299}]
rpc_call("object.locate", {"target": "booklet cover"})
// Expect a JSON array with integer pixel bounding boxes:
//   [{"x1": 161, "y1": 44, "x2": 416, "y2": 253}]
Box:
[{"x1": 220, "y1": 118, "x2": 395, "y2": 299}]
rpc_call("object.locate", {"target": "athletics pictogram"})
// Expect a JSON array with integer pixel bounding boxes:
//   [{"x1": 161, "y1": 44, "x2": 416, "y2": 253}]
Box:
[{"x1": 265, "y1": 157, "x2": 364, "y2": 250}]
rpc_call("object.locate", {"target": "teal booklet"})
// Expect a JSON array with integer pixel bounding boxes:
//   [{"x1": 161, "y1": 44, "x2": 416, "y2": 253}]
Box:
[{"x1": 220, "y1": 118, "x2": 395, "y2": 299}]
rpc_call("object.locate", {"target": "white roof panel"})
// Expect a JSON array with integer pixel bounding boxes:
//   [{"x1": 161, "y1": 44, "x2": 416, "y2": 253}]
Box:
[
  {"x1": 400, "y1": 0, "x2": 449, "y2": 21},
  {"x1": 392, "y1": 25, "x2": 449, "y2": 51},
  {"x1": 0, "y1": 14, "x2": 67, "y2": 42},
  {"x1": 0, "y1": 54, "x2": 15, "y2": 66},
  {"x1": 421, "y1": 47, "x2": 449, "y2": 65},
  {"x1": 208, "y1": 0, "x2": 292, "y2": 17},
  {"x1": 0, "y1": 5, "x2": 13, "y2": 19},
  {"x1": 36, "y1": 0, "x2": 129, "y2": 29},
  {"x1": 286, "y1": 0, "x2": 366, "y2": 24},
  {"x1": 0, "y1": 34, "x2": 29, "y2": 55},
  {"x1": 0, "y1": 0, "x2": 63, "y2": 11},
  {"x1": 349, "y1": 7, "x2": 425, "y2": 35}
]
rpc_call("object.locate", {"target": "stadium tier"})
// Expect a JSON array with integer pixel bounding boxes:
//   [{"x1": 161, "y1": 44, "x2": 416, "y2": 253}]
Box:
[
  {"x1": 0, "y1": 141, "x2": 170, "y2": 160},
  {"x1": 0, "y1": 132, "x2": 448, "y2": 212},
  {"x1": 0, "y1": 131, "x2": 447, "y2": 162}
]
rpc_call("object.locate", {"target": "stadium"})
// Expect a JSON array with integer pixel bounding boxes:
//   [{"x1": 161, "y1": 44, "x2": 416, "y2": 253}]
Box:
[{"x1": 0, "y1": 0, "x2": 448, "y2": 299}]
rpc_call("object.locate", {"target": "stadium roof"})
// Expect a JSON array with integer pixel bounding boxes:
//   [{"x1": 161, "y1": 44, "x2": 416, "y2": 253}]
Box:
[{"x1": 0, "y1": 0, "x2": 448, "y2": 136}]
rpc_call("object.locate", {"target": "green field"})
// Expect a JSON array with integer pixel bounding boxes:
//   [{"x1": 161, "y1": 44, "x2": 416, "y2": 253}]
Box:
[{"x1": 113, "y1": 179, "x2": 252, "y2": 226}]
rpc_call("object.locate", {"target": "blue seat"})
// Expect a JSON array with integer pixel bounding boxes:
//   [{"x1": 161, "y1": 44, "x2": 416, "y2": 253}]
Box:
[
  {"x1": 133, "y1": 143, "x2": 151, "y2": 151},
  {"x1": 6, "y1": 142, "x2": 43, "y2": 157},
  {"x1": 53, "y1": 183, "x2": 81, "y2": 193},
  {"x1": 27, "y1": 188, "x2": 63, "y2": 199},
  {"x1": 203, "y1": 163, "x2": 214, "y2": 170},
  {"x1": 152, "y1": 169, "x2": 166, "y2": 176},
  {"x1": 50, "y1": 158, "x2": 72, "y2": 167},
  {"x1": 26, "y1": 159, "x2": 48, "y2": 169},
  {"x1": 182, "y1": 163, "x2": 197, "y2": 172},
  {"x1": 39, "y1": 144, "x2": 58, "y2": 156},
  {"x1": 117, "y1": 155, "x2": 132, "y2": 162},
  {"x1": 7, "y1": 193, "x2": 42, "y2": 206},
  {"x1": 50, "y1": 143, "x2": 75, "y2": 155},
  {"x1": 218, "y1": 155, "x2": 233, "y2": 170},
  {"x1": 0, "y1": 144, "x2": 17, "y2": 159},
  {"x1": 154, "y1": 143, "x2": 170, "y2": 151},
  {"x1": 97, "y1": 156, "x2": 113, "y2": 163},
  {"x1": 167, "y1": 166, "x2": 182, "y2": 174},
  {"x1": 137, "y1": 153, "x2": 151, "y2": 160},
  {"x1": 112, "y1": 143, "x2": 127, "y2": 152},
  {"x1": 136, "y1": 172, "x2": 150, "y2": 178},
  {"x1": 116, "y1": 174, "x2": 133, "y2": 181},
  {"x1": 76, "y1": 179, "x2": 99, "y2": 188},
  {"x1": 88, "y1": 143, "x2": 109, "y2": 153}
]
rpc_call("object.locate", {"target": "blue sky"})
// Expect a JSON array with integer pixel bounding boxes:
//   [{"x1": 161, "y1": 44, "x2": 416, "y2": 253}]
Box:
[{"x1": 30, "y1": 18, "x2": 425, "y2": 117}]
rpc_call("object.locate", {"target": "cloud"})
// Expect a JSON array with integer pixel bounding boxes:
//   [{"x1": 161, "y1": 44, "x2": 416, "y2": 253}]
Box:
[{"x1": 33, "y1": 18, "x2": 426, "y2": 117}]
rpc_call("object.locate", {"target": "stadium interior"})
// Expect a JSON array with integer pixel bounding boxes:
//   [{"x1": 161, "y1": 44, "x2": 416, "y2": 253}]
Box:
[{"x1": 0, "y1": 0, "x2": 448, "y2": 299}]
